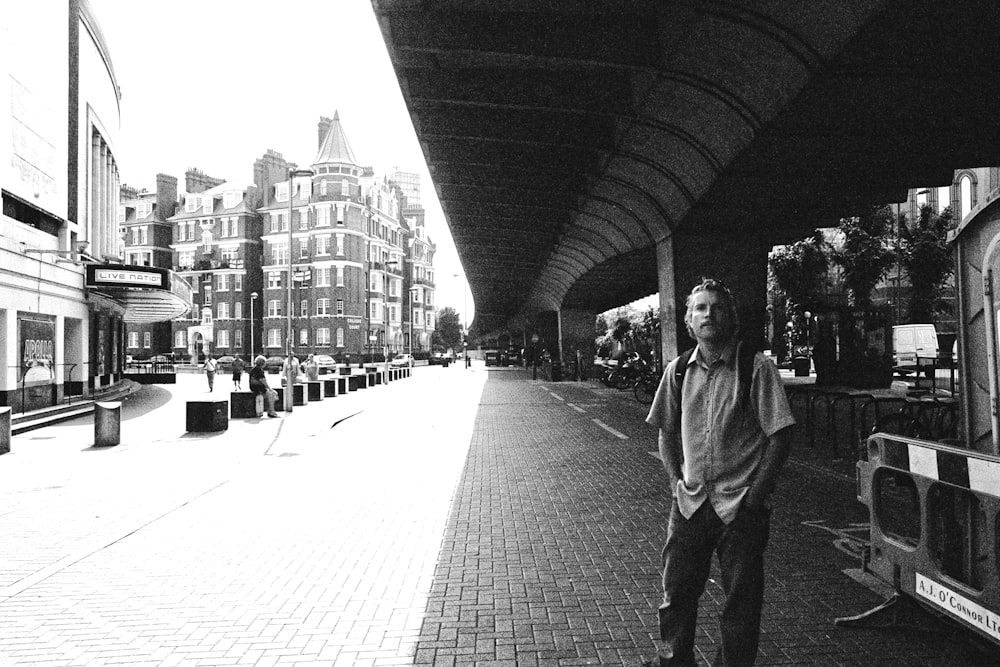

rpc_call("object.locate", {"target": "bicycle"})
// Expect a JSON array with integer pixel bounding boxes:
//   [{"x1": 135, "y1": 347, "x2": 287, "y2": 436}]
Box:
[{"x1": 633, "y1": 370, "x2": 659, "y2": 404}]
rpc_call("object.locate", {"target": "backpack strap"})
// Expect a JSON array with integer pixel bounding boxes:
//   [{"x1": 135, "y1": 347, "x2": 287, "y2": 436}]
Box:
[
  {"x1": 672, "y1": 347, "x2": 695, "y2": 398},
  {"x1": 736, "y1": 341, "x2": 756, "y2": 410}
]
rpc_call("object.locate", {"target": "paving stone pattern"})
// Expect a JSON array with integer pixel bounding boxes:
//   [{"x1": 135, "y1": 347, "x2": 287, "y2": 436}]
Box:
[{"x1": 413, "y1": 373, "x2": 998, "y2": 666}]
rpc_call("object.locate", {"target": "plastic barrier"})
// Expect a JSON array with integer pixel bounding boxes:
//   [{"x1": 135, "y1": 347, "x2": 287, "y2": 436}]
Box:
[{"x1": 849, "y1": 433, "x2": 1000, "y2": 645}]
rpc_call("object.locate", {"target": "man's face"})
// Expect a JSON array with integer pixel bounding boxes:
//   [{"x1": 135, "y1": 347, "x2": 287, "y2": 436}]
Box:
[{"x1": 687, "y1": 289, "x2": 734, "y2": 344}]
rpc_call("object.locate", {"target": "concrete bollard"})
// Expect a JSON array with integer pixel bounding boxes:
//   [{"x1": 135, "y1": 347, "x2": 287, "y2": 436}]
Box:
[
  {"x1": 0, "y1": 407, "x2": 10, "y2": 455},
  {"x1": 94, "y1": 401, "x2": 122, "y2": 447}
]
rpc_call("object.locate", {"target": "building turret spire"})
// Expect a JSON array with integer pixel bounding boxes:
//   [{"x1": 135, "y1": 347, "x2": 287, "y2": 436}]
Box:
[{"x1": 313, "y1": 110, "x2": 357, "y2": 166}]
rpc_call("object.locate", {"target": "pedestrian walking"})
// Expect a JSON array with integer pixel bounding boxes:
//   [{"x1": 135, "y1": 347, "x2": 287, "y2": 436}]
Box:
[
  {"x1": 249, "y1": 355, "x2": 279, "y2": 418},
  {"x1": 232, "y1": 355, "x2": 245, "y2": 390},
  {"x1": 643, "y1": 278, "x2": 795, "y2": 667},
  {"x1": 203, "y1": 354, "x2": 218, "y2": 391}
]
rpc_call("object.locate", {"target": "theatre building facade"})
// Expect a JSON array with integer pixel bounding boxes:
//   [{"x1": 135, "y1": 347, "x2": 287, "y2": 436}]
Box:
[{"x1": 0, "y1": 0, "x2": 191, "y2": 412}]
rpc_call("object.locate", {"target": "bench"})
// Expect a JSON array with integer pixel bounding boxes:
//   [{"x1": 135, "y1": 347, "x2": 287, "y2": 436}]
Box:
[
  {"x1": 305, "y1": 381, "x2": 324, "y2": 402},
  {"x1": 186, "y1": 400, "x2": 229, "y2": 432},
  {"x1": 230, "y1": 391, "x2": 263, "y2": 418}
]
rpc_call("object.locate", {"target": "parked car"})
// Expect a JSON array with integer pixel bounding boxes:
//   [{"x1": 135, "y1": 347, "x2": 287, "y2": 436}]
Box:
[
  {"x1": 313, "y1": 354, "x2": 337, "y2": 371},
  {"x1": 429, "y1": 352, "x2": 451, "y2": 366},
  {"x1": 390, "y1": 353, "x2": 414, "y2": 367},
  {"x1": 215, "y1": 355, "x2": 236, "y2": 372},
  {"x1": 263, "y1": 356, "x2": 286, "y2": 374}
]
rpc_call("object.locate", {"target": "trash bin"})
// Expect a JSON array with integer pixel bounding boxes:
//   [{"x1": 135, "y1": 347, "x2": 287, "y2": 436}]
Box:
[{"x1": 550, "y1": 361, "x2": 563, "y2": 382}]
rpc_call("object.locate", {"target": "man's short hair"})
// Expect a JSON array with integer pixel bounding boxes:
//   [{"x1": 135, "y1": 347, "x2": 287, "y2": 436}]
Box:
[{"x1": 684, "y1": 277, "x2": 740, "y2": 339}]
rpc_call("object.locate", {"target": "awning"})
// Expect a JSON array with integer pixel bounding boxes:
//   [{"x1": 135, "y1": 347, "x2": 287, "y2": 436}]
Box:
[{"x1": 85, "y1": 264, "x2": 194, "y2": 323}]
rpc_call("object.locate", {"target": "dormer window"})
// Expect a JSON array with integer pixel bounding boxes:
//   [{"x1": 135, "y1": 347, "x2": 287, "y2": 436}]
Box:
[
  {"x1": 276, "y1": 182, "x2": 289, "y2": 202},
  {"x1": 203, "y1": 197, "x2": 213, "y2": 213},
  {"x1": 224, "y1": 191, "x2": 240, "y2": 209},
  {"x1": 185, "y1": 197, "x2": 197, "y2": 213}
]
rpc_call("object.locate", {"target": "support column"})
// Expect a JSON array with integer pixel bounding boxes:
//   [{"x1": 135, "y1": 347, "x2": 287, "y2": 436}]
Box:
[{"x1": 656, "y1": 235, "x2": 679, "y2": 363}]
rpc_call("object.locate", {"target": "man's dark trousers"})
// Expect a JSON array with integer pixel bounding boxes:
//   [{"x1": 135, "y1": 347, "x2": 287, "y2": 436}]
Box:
[{"x1": 658, "y1": 500, "x2": 771, "y2": 666}]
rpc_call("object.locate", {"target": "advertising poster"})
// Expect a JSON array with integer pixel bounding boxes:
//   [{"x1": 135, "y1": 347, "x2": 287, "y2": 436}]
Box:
[{"x1": 19, "y1": 315, "x2": 55, "y2": 385}]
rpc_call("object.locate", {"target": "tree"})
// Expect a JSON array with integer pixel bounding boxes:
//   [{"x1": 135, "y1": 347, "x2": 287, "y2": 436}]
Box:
[
  {"x1": 432, "y1": 307, "x2": 463, "y2": 352},
  {"x1": 829, "y1": 205, "x2": 896, "y2": 309},
  {"x1": 900, "y1": 204, "x2": 955, "y2": 323},
  {"x1": 769, "y1": 230, "x2": 830, "y2": 311}
]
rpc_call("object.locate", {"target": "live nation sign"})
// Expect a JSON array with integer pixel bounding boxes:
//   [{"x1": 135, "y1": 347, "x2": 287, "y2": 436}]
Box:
[{"x1": 85, "y1": 265, "x2": 168, "y2": 290}]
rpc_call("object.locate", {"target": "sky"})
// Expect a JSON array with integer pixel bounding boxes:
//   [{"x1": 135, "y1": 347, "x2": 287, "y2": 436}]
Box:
[{"x1": 89, "y1": 0, "x2": 473, "y2": 325}]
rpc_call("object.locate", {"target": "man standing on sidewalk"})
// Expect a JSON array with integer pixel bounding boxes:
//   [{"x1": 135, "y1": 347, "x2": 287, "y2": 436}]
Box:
[
  {"x1": 203, "y1": 354, "x2": 218, "y2": 392},
  {"x1": 644, "y1": 278, "x2": 795, "y2": 667}
]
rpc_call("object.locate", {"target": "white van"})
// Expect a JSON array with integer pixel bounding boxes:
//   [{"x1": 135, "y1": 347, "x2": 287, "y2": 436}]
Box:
[{"x1": 892, "y1": 324, "x2": 938, "y2": 367}]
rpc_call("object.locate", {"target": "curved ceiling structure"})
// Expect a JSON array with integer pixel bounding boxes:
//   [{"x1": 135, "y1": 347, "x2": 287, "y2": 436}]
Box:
[{"x1": 374, "y1": 0, "x2": 1000, "y2": 334}]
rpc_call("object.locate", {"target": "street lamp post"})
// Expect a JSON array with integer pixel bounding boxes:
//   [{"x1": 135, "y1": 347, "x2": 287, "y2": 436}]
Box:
[
  {"x1": 385, "y1": 261, "x2": 399, "y2": 378},
  {"x1": 285, "y1": 168, "x2": 313, "y2": 412},
  {"x1": 250, "y1": 291, "x2": 258, "y2": 358}
]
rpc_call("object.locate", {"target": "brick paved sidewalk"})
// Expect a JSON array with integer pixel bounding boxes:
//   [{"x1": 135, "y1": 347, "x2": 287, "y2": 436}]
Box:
[{"x1": 412, "y1": 371, "x2": 997, "y2": 666}]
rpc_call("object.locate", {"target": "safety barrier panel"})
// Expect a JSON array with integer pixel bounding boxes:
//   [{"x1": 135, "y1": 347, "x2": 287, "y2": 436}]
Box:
[{"x1": 854, "y1": 433, "x2": 1000, "y2": 645}]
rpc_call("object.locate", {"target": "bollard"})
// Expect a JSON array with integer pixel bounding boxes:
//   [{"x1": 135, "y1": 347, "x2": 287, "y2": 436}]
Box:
[
  {"x1": 94, "y1": 401, "x2": 121, "y2": 447},
  {"x1": 0, "y1": 407, "x2": 10, "y2": 455}
]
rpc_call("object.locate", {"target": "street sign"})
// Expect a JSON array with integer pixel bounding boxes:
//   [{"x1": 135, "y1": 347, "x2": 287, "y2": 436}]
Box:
[{"x1": 369, "y1": 335, "x2": 378, "y2": 342}]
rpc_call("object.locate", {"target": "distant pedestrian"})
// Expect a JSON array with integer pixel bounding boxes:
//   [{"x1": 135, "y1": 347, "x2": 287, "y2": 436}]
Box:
[
  {"x1": 643, "y1": 278, "x2": 795, "y2": 667},
  {"x1": 249, "y1": 355, "x2": 279, "y2": 418},
  {"x1": 203, "y1": 354, "x2": 218, "y2": 391},
  {"x1": 304, "y1": 353, "x2": 319, "y2": 381},
  {"x1": 232, "y1": 356, "x2": 246, "y2": 390}
]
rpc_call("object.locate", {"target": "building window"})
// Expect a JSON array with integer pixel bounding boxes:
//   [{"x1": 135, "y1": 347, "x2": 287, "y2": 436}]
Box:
[
  {"x1": 175, "y1": 330, "x2": 186, "y2": 347},
  {"x1": 128, "y1": 331, "x2": 139, "y2": 348},
  {"x1": 234, "y1": 274, "x2": 243, "y2": 291},
  {"x1": 267, "y1": 328, "x2": 281, "y2": 347},
  {"x1": 320, "y1": 181, "x2": 328, "y2": 196},
  {"x1": 318, "y1": 327, "x2": 331, "y2": 345},
  {"x1": 204, "y1": 286, "x2": 213, "y2": 305},
  {"x1": 336, "y1": 234, "x2": 345, "y2": 256},
  {"x1": 234, "y1": 302, "x2": 243, "y2": 319},
  {"x1": 336, "y1": 327, "x2": 344, "y2": 347},
  {"x1": 299, "y1": 240, "x2": 309, "y2": 260},
  {"x1": 299, "y1": 209, "x2": 309, "y2": 230},
  {"x1": 220, "y1": 247, "x2": 239, "y2": 265},
  {"x1": 317, "y1": 298, "x2": 330, "y2": 316},
  {"x1": 178, "y1": 250, "x2": 195, "y2": 269},
  {"x1": 336, "y1": 266, "x2": 344, "y2": 287},
  {"x1": 218, "y1": 302, "x2": 229, "y2": 320},
  {"x1": 268, "y1": 300, "x2": 282, "y2": 317},
  {"x1": 271, "y1": 243, "x2": 288, "y2": 266},
  {"x1": 336, "y1": 299, "x2": 344, "y2": 316},
  {"x1": 201, "y1": 308, "x2": 213, "y2": 325},
  {"x1": 216, "y1": 274, "x2": 228, "y2": 291},
  {"x1": 276, "y1": 182, "x2": 289, "y2": 202},
  {"x1": 268, "y1": 271, "x2": 282, "y2": 289},
  {"x1": 316, "y1": 235, "x2": 330, "y2": 255},
  {"x1": 316, "y1": 206, "x2": 330, "y2": 227},
  {"x1": 300, "y1": 299, "x2": 309, "y2": 317},
  {"x1": 203, "y1": 197, "x2": 213, "y2": 213},
  {"x1": 315, "y1": 267, "x2": 330, "y2": 287},
  {"x1": 961, "y1": 175, "x2": 973, "y2": 220},
  {"x1": 234, "y1": 330, "x2": 242, "y2": 348},
  {"x1": 299, "y1": 328, "x2": 308, "y2": 345},
  {"x1": 336, "y1": 205, "x2": 344, "y2": 226},
  {"x1": 217, "y1": 330, "x2": 229, "y2": 348}
]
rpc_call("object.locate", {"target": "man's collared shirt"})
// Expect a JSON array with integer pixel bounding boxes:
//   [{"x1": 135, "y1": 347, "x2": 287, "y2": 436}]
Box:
[{"x1": 646, "y1": 341, "x2": 795, "y2": 524}]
